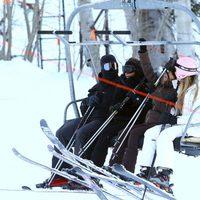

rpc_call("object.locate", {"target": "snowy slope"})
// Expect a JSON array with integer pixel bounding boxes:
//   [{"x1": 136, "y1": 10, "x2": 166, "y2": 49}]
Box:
[
  {"x1": 1, "y1": 1, "x2": 200, "y2": 199},
  {"x1": 0, "y1": 59, "x2": 200, "y2": 200}
]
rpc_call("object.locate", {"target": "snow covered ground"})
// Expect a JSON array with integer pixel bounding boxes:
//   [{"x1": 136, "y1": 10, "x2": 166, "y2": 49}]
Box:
[
  {"x1": 0, "y1": 58, "x2": 200, "y2": 200},
  {"x1": 1, "y1": 1, "x2": 200, "y2": 199}
]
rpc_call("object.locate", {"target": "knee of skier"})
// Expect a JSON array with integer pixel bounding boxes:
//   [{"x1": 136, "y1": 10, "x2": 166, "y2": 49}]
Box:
[
  {"x1": 156, "y1": 131, "x2": 171, "y2": 145},
  {"x1": 144, "y1": 129, "x2": 155, "y2": 142},
  {"x1": 55, "y1": 129, "x2": 62, "y2": 140}
]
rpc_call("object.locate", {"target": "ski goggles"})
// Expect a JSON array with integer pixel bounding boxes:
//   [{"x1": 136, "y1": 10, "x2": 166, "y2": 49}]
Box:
[
  {"x1": 122, "y1": 65, "x2": 136, "y2": 73},
  {"x1": 174, "y1": 63, "x2": 198, "y2": 72},
  {"x1": 103, "y1": 62, "x2": 118, "y2": 71}
]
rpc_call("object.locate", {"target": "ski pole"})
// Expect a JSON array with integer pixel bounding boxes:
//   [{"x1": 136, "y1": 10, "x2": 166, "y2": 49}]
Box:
[
  {"x1": 66, "y1": 106, "x2": 95, "y2": 151},
  {"x1": 110, "y1": 95, "x2": 149, "y2": 161},
  {"x1": 78, "y1": 78, "x2": 147, "y2": 157},
  {"x1": 78, "y1": 99, "x2": 129, "y2": 157},
  {"x1": 141, "y1": 124, "x2": 166, "y2": 200},
  {"x1": 47, "y1": 106, "x2": 94, "y2": 186},
  {"x1": 110, "y1": 67, "x2": 168, "y2": 161}
]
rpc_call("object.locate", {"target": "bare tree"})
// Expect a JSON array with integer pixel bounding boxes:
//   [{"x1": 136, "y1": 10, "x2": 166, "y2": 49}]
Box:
[
  {"x1": 78, "y1": 0, "x2": 100, "y2": 75},
  {"x1": 175, "y1": 0, "x2": 195, "y2": 57},
  {"x1": 125, "y1": 4, "x2": 176, "y2": 72},
  {"x1": 22, "y1": 0, "x2": 45, "y2": 62},
  {"x1": 0, "y1": 0, "x2": 14, "y2": 60}
]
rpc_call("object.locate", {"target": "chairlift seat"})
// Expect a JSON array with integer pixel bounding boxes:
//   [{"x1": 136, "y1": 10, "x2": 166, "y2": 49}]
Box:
[
  {"x1": 182, "y1": 136, "x2": 200, "y2": 144},
  {"x1": 180, "y1": 136, "x2": 200, "y2": 157}
]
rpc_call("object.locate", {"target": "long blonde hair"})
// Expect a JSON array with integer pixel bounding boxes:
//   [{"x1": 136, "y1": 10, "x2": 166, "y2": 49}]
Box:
[{"x1": 177, "y1": 75, "x2": 199, "y2": 114}]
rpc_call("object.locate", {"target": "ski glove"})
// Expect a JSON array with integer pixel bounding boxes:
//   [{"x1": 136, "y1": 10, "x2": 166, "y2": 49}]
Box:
[
  {"x1": 139, "y1": 38, "x2": 147, "y2": 53},
  {"x1": 164, "y1": 57, "x2": 176, "y2": 71},
  {"x1": 145, "y1": 82, "x2": 156, "y2": 94},
  {"x1": 87, "y1": 95, "x2": 101, "y2": 107},
  {"x1": 159, "y1": 112, "x2": 177, "y2": 125},
  {"x1": 109, "y1": 103, "x2": 122, "y2": 113},
  {"x1": 126, "y1": 91, "x2": 142, "y2": 104}
]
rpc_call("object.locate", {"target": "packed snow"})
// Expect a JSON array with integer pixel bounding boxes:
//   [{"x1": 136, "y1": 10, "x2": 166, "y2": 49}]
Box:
[
  {"x1": 1, "y1": 1, "x2": 200, "y2": 199},
  {"x1": 0, "y1": 58, "x2": 200, "y2": 200}
]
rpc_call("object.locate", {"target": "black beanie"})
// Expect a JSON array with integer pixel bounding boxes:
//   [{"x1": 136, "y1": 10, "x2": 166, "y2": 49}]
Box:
[{"x1": 100, "y1": 54, "x2": 117, "y2": 67}]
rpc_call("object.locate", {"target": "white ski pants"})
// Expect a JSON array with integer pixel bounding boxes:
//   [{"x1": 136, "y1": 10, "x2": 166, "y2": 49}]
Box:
[{"x1": 139, "y1": 124, "x2": 185, "y2": 169}]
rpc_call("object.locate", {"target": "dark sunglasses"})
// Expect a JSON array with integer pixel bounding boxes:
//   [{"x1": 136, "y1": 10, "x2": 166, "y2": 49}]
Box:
[
  {"x1": 103, "y1": 63, "x2": 118, "y2": 71},
  {"x1": 122, "y1": 65, "x2": 136, "y2": 73}
]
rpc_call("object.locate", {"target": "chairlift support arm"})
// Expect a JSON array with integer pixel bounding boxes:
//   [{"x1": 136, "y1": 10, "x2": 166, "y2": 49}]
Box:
[{"x1": 64, "y1": 0, "x2": 200, "y2": 117}]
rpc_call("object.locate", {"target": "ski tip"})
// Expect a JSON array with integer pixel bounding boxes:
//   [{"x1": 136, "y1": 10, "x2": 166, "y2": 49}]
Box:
[
  {"x1": 40, "y1": 119, "x2": 46, "y2": 125},
  {"x1": 12, "y1": 148, "x2": 19, "y2": 156},
  {"x1": 47, "y1": 144, "x2": 54, "y2": 152},
  {"x1": 22, "y1": 186, "x2": 32, "y2": 190}
]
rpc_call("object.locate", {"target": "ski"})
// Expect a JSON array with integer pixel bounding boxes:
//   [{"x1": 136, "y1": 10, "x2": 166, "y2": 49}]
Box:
[
  {"x1": 111, "y1": 164, "x2": 176, "y2": 200},
  {"x1": 47, "y1": 145, "x2": 148, "y2": 200},
  {"x1": 40, "y1": 119, "x2": 159, "y2": 200},
  {"x1": 69, "y1": 166, "x2": 108, "y2": 200},
  {"x1": 12, "y1": 148, "x2": 121, "y2": 200}
]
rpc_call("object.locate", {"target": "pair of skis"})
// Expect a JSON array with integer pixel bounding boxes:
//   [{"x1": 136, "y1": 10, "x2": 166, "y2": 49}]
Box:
[{"x1": 12, "y1": 119, "x2": 176, "y2": 200}]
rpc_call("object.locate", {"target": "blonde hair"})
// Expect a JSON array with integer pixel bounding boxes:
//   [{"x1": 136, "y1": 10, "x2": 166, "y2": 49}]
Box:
[{"x1": 177, "y1": 75, "x2": 198, "y2": 113}]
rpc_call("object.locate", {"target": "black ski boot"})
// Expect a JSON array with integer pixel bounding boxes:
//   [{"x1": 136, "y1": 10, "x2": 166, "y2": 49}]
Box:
[
  {"x1": 150, "y1": 167, "x2": 174, "y2": 194},
  {"x1": 134, "y1": 166, "x2": 156, "y2": 185}
]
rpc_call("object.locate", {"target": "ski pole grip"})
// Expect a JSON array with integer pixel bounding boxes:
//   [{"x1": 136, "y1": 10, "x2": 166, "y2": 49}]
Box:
[{"x1": 154, "y1": 67, "x2": 167, "y2": 87}]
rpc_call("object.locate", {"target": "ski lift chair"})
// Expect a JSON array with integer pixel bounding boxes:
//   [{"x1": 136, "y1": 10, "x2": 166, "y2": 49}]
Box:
[{"x1": 178, "y1": 105, "x2": 200, "y2": 157}]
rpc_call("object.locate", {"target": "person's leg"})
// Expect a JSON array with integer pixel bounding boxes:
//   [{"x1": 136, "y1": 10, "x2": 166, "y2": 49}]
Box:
[
  {"x1": 139, "y1": 125, "x2": 163, "y2": 167},
  {"x1": 122, "y1": 123, "x2": 156, "y2": 173},
  {"x1": 36, "y1": 118, "x2": 82, "y2": 186},
  {"x1": 52, "y1": 118, "x2": 81, "y2": 169},
  {"x1": 109, "y1": 130, "x2": 128, "y2": 166},
  {"x1": 155, "y1": 125, "x2": 185, "y2": 169},
  {"x1": 109, "y1": 123, "x2": 146, "y2": 166},
  {"x1": 74, "y1": 120, "x2": 103, "y2": 158},
  {"x1": 149, "y1": 126, "x2": 184, "y2": 194},
  {"x1": 91, "y1": 121, "x2": 127, "y2": 167}
]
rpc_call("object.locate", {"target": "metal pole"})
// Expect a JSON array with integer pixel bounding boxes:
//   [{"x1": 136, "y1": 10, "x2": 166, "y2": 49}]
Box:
[{"x1": 64, "y1": 0, "x2": 200, "y2": 117}]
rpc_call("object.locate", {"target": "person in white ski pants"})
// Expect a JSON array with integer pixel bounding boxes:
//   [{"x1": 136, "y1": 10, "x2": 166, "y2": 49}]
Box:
[{"x1": 138, "y1": 56, "x2": 200, "y2": 192}]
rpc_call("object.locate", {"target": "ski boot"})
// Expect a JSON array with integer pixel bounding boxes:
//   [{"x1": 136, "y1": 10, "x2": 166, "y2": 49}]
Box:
[
  {"x1": 150, "y1": 167, "x2": 174, "y2": 194},
  {"x1": 134, "y1": 166, "x2": 156, "y2": 186},
  {"x1": 36, "y1": 177, "x2": 69, "y2": 188},
  {"x1": 62, "y1": 181, "x2": 90, "y2": 190}
]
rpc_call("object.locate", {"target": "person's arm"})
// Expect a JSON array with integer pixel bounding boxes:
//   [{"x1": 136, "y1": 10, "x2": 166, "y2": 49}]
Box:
[
  {"x1": 138, "y1": 51, "x2": 158, "y2": 83},
  {"x1": 138, "y1": 38, "x2": 158, "y2": 83}
]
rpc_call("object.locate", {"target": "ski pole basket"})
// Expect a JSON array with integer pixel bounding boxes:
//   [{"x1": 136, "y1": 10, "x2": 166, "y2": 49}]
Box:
[{"x1": 179, "y1": 105, "x2": 200, "y2": 157}]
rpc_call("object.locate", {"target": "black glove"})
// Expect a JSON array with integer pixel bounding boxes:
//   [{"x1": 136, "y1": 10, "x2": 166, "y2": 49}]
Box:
[
  {"x1": 159, "y1": 112, "x2": 177, "y2": 125},
  {"x1": 87, "y1": 95, "x2": 101, "y2": 107},
  {"x1": 163, "y1": 90, "x2": 177, "y2": 103},
  {"x1": 139, "y1": 38, "x2": 147, "y2": 53},
  {"x1": 164, "y1": 57, "x2": 176, "y2": 71},
  {"x1": 109, "y1": 103, "x2": 123, "y2": 113},
  {"x1": 145, "y1": 82, "x2": 156, "y2": 94},
  {"x1": 126, "y1": 91, "x2": 142, "y2": 104}
]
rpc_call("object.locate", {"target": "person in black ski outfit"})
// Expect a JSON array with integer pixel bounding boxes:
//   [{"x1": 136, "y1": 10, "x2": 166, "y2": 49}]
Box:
[
  {"x1": 36, "y1": 54, "x2": 123, "y2": 188},
  {"x1": 88, "y1": 57, "x2": 151, "y2": 167}
]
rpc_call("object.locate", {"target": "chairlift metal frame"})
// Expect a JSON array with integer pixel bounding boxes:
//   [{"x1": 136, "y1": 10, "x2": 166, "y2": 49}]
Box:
[
  {"x1": 53, "y1": 0, "x2": 200, "y2": 117},
  {"x1": 179, "y1": 105, "x2": 200, "y2": 157},
  {"x1": 58, "y1": 0, "x2": 200, "y2": 157}
]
